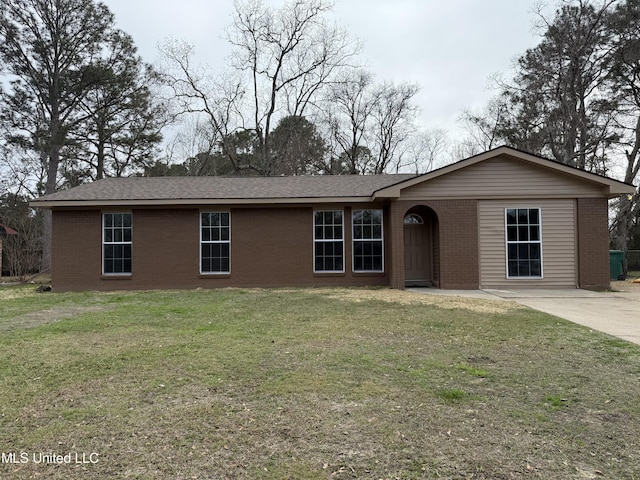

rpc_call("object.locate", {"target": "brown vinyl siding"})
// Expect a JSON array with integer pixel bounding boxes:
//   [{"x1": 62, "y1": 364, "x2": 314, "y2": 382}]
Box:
[
  {"x1": 399, "y1": 156, "x2": 607, "y2": 200},
  {"x1": 478, "y1": 200, "x2": 577, "y2": 288}
]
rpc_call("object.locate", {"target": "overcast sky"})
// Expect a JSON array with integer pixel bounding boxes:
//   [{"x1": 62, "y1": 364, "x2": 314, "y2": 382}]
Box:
[{"x1": 101, "y1": 0, "x2": 553, "y2": 143}]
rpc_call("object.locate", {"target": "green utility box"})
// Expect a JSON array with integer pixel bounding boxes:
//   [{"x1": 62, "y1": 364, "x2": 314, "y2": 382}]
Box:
[{"x1": 610, "y1": 250, "x2": 625, "y2": 280}]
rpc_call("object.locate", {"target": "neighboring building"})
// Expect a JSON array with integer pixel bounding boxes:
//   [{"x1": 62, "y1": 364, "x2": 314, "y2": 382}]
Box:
[{"x1": 30, "y1": 147, "x2": 635, "y2": 292}]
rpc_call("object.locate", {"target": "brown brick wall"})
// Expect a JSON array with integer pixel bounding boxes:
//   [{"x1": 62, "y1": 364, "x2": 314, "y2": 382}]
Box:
[
  {"x1": 389, "y1": 200, "x2": 479, "y2": 289},
  {"x1": 51, "y1": 205, "x2": 391, "y2": 291},
  {"x1": 52, "y1": 210, "x2": 103, "y2": 290},
  {"x1": 577, "y1": 197, "x2": 610, "y2": 290}
]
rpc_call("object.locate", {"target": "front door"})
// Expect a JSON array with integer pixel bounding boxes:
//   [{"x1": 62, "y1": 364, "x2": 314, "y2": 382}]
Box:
[{"x1": 404, "y1": 220, "x2": 432, "y2": 286}]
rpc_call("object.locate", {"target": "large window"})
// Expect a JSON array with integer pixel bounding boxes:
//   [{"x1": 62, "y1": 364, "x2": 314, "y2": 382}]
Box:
[
  {"x1": 505, "y1": 208, "x2": 542, "y2": 278},
  {"x1": 314, "y1": 211, "x2": 344, "y2": 272},
  {"x1": 103, "y1": 213, "x2": 132, "y2": 275},
  {"x1": 201, "y1": 212, "x2": 230, "y2": 274},
  {"x1": 353, "y1": 209, "x2": 383, "y2": 272}
]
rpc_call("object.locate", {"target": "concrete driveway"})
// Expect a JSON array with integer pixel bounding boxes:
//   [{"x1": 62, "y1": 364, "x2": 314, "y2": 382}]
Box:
[{"x1": 409, "y1": 281, "x2": 640, "y2": 345}]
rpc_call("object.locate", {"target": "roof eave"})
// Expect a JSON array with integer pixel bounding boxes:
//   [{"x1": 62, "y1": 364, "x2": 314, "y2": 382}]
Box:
[{"x1": 29, "y1": 195, "x2": 381, "y2": 209}]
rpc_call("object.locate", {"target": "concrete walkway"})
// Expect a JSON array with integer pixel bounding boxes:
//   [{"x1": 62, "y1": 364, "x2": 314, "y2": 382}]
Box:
[{"x1": 408, "y1": 283, "x2": 640, "y2": 346}]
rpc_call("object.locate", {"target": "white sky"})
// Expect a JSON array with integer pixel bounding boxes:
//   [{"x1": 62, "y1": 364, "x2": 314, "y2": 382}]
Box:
[{"x1": 101, "y1": 0, "x2": 553, "y2": 143}]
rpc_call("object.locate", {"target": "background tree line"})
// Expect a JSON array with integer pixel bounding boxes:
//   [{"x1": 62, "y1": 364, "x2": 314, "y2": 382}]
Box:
[{"x1": 1, "y1": 0, "x2": 639, "y2": 276}]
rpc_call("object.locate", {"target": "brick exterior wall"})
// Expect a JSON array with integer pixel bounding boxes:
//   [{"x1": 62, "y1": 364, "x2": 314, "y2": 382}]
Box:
[
  {"x1": 390, "y1": 200, "x2": 479, "y2": 289},
  {"x1": 51, "y1": 197, "x2": 606, "y2": 292},
  {"x1": 51, "y1": 205, "x2": 391, "y2": 291},
  {"x1": 576, "y1": 197, "x2": 610, "y2": 290}
]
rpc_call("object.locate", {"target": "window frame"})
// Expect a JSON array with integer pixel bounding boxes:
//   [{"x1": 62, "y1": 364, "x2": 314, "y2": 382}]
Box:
[
  {"x1": 504, "y1": 207, "x2": 543, "y2": 279},
  {"x1": 313, "y1": 210, "x2": 345, "y2": 273},
  {"x1": 200, "y1": 211, "x2": 231, "y2": 275},
  {"x1": 102, "y1": 212, "x2": 132, "y2": 276},
  {"x1": 352, "y1": 209, "x2": 384, "y2": 273}
]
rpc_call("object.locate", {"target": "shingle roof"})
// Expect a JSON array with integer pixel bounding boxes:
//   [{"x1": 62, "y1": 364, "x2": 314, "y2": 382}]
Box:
[{"x1": 31, "y1": 174, "x2": 417, "y2": 207}]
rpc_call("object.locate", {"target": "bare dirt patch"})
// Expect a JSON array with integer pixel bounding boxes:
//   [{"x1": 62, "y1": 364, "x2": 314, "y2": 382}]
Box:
[
  {"x1": 302, "y1": 287, "x2": 518, "y2": 314},
  {"x1": 2, "y1": 305, "x2": 110, "y2": 331}
]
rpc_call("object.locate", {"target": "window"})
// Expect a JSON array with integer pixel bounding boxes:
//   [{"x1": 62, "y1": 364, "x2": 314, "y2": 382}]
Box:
[
  {"x1": 201, "y1": 212, "x2": 230, "y2": 274},
  {"x1": 314, "y1": 211, "x2": 344, "y2": 272},
  {"x1": 103, "y1": 213, "x2": 132, "y2": 275},
  {"x1": 353, "y1": 209, "x2": 383, "y2": 272},
  {"x1": 404, "y1": 213, "x2": 424, "y2": 224},
  {"x1": 505, "y1": 208, "x2": 542, "y2": 278}
]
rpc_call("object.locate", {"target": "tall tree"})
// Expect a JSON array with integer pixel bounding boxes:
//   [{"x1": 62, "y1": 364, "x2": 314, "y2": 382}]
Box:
[
  {"x1": 469, "y1": 1, "x2": 616, "y2": 172},
  {"x1": 0, "y1": 0, "x2": 162, "y2": 269},
  {"x1": 269, "y1": 115, "x2": 326, "y2": 175},
  {"x1": 607, "y1": 0, "x2": 640, "y2": 249},
  {"x1": 72, "y1": 30, "x2": 166, "y2": 182}
]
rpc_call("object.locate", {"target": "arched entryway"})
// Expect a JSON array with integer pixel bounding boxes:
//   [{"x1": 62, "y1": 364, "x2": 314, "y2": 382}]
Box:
[{"x1": 403, "y1": 206, "x2": 439, "y2": 287}]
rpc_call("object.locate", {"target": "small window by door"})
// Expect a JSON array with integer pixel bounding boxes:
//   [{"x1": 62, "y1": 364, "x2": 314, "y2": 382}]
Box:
[{"x1": 404, "y1": 213, "x2": 424, "y2": 224}]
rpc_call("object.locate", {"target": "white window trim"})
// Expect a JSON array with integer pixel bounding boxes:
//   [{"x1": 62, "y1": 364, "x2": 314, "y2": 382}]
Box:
[
  {"x1": 504, "y1": 208, "x2": 544, "y2": 280},
  {"x1": 102, "y1": 212, "x2": 132, "y2": 276},
  {"x1": 313, "y1": 210, "x2": 345, "y2": 273},
  {"x1": 352, "y1": 209, "x2": 384, "y2": 273},
  {"x1": 200, "y1": 211, "x2": 231, "y2": 275}
]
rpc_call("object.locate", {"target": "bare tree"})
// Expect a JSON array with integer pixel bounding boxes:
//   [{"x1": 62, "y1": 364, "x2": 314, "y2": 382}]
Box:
[
  {"x1": 161, "y1": 0, "x2": 358, "y2": 175},
  {"x1": 394, "y1": 128, "x2": 448, "y2": 174},
  {"x1": 322, "y1": 70, "x2": 419, "y2": 174}
]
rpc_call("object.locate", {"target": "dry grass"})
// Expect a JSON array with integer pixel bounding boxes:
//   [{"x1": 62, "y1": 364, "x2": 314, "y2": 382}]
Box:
[
  {"x1": 303, "y1": 287, "x2": 517, "y2": 314},
  {"x1": 1, "y1": 286, "x2": 639, "y2": 479}
]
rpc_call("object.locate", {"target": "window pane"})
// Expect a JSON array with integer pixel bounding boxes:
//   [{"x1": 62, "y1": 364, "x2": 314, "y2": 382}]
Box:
[
  {"x1": 531, "y1": 260, "x2": 541, "y2": 276},
  {"x1": 104, "y1": 214, "x2": 113, "y2": 227},
  {"x1": 518, "y1": 209, "x2": 528, "y2": 224},
  {"x1": 506, "y1": 209, "x2": 517, "y2": 225},
  {"x1": 221, "y1": 227, "x2": 230, "y2": 241},
  {"x1": 123, "y1": 228, "x2": 132, "y2": 243},
  {"x1": 518, "y1": 226, "x2": 529, "y2": 242},
  {"x1": 363, "y1": 226, "x2": 372, "y2": 239},
  {"x1": 104, "y1": 229, "x2": 112, "y2": 243},
  {"x1": 507, "y1": 226, "x2": 518, "y2": 242},
  {"x1": 202, "y1": 213, "x2": 210, "y2": 227},
  {"x1": 529, "y1": 225, "x2": 540, "y2": 241},
  {"x1": 373, "y1": 225, "x2": 382, "y2": 239},
  {"x1": 530, "y1": 244, "x2": 541, "y2": 260},
  {"x1": 122, "y1": 214, "x2": 132, "y2": 228},
  {"x1": 333, "y1": 211, "x2": 343, "y2": 223},
  {"x1": 334, "y1": 226, "x2": 342, "y2": 240},
  {"x1": 518, "y1": 261, "x2": 530, "y2": 277},
  {"x1": 324, "y1": 225, "x2": 334, "y2": 240},
  {"x1": 220, "y1": 213, "x2": 229, "y2": 226},
  {"x1": 529, "y1": 209, "x2": 539, "y2": 224},
  {"x1": 508, "y1": 260, "x2": 518, "y2": 277},
  {"x1": 354, "y1": 225, "x2": 363, "y2": 239}
]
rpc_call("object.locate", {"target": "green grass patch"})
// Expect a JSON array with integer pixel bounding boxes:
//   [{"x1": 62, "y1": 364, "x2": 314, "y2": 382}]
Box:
[{"x1": 0, "y1": 285, "x2": 640, "y2": 479}]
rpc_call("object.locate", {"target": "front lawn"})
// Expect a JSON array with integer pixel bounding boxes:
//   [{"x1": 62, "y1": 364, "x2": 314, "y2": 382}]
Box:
[{"x1": 1, "y1": 286, "x2": 639, "y2": 479}]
